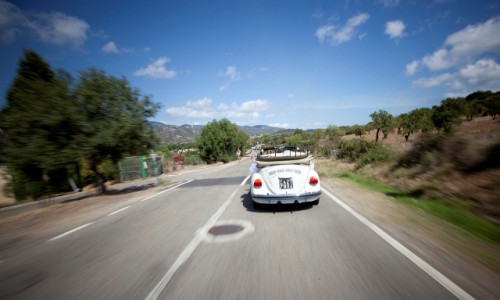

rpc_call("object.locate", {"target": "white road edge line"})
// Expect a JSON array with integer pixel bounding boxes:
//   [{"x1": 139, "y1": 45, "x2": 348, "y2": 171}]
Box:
[
  {"x1": 47, "y1": 222, "x2": 93, "y2": 242},
  {"x1": 145, "y1": 186, "x2": 241, "y2": 300},
  {"x1": 322, "y1": 187, "x2": 474, "y2": 300},
  {"x1": 241, "y1": 175, "x2": 250, "y2": 186},
  {"x1": 141, "y1": 179, "x2": 196, "y2": 202},
  {"x1": 107, "y1": 206, "x2": 131, "y2": 216}
]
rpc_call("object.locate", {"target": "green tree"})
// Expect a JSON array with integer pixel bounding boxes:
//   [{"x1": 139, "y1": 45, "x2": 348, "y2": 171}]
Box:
[
  {"x1": 485, "y1": 92, "x2": 500, "y2": 119},
  {"x1": 399, "y1": 108, "x2": 433, "y2": 142},
  {"x1": 441, "y1": 97, "x2": 472, "y2": 121},
  {"x1": 261, "y1": 133, "x2": 271, "y2": 145},
  {"x1": 353, "y1": 125, "x2": 364, "y2": 137},
  {"x1": 325, "y1": 125, "x2": 345, "y2": 142},
  {"x1": 0, "y1": 51, "x2": 81, "y2": 199},
  {"x1": 430, "y1": 97, "x2": 470, "y2": 134},
  {"x1": 370, "y1": 110, "x2": 394, "y2": 142},
  {"x1": 73, "y1": 68, "x2": 161, "y2": 193},
  {"x1": 432, "y1": 105, "x2": 461, "y2": 134},
  {"x1": 197, "y1": 119, "x2": 248, "y2": 163}
]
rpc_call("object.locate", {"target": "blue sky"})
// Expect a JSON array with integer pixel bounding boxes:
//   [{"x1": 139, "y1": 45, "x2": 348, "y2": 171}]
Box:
[{"x1": 1, "y1": 0, "x2": 499, "y2": 129}]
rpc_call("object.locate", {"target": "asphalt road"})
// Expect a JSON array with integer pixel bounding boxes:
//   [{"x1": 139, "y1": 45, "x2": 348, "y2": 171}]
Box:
[{"x1": 0, "y1": 159, "x2": 474, "y2": 299}]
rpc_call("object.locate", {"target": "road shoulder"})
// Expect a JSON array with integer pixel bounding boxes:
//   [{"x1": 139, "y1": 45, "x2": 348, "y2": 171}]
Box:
[{"x1": 319, "y1": 171, "x2": 500, "y2": 299}]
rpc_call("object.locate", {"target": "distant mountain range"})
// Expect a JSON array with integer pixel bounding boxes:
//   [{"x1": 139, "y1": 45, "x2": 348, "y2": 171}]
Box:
[{"x1": 149, "y1": 121, "x2": 286, "y2": 144}]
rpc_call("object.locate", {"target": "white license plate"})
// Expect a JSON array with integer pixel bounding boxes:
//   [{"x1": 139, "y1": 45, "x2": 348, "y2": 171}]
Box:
[{"x1": 279, "y1": 178, "x2": 293, "y2": 189}]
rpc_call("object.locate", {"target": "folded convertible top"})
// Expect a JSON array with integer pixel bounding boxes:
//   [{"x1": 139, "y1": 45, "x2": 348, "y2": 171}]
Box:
[{"x1": 254, "y1": 155, "x2": 313, "y2": 167}]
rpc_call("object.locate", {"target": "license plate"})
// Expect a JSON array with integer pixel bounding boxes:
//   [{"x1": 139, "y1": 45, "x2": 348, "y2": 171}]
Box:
[{"x1": 279, "y1": 178, "x2": 293, "y2": 189}]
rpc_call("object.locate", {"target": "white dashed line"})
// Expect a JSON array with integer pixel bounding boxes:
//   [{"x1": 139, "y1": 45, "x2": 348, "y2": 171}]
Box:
[
  {"x1": 107, "y1": 206, "x2": 131, "y2": 216},
  {"x1": 141, "y1": 179, "x2": 195, "y2": 202},
  {"x1": 322, "y1": 187, "x2": 474, "y2": 300},
  {"x1": 241, "y1": 175, "x2": 250, "y2": 185},
  {"x1": 47, "y1": 222, "x2": 93, "y2": 242},
  {"x1": 145, "y1": 185, "x2": 241, "y2": 300},
  {"x1": 46, "y1": 179, "x2": 195, "y2": 243}
]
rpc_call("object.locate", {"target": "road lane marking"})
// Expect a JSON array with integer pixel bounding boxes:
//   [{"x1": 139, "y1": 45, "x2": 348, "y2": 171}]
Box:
[
  {"x1": 241, "y1": 175, "x2": 250, "y2": 185},
  {"x1": 322, "y1": 187, "x2": 474, "y2": 300},
  {"x1": 107, "y1": 206, "x2": 131, "y2": 216},
  {"x1": 145, "y1": 186, "x2": 241, "y2": 300},
  {"x1": 46, "y1": 179, "x2": 195, "y2": 243},
  {"x1": 141, "y1": 179, "x2": 195, "y2": 202},
  {"x1": 47, "y1": 222, "x2": 93, "y2": 242}
]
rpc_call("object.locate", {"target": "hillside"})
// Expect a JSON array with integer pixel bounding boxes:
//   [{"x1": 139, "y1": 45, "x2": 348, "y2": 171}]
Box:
[
  {"x1": 341, "y1": 116, "x2": 500, "y2": 225},
  {"x1": 150, "y1": 121, "x2": 284, "y2": 143}
]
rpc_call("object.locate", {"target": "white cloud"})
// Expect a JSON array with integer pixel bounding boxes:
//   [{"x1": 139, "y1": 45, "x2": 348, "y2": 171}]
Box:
[
  {"x1": 413, "y1": 16, "x2": 500, "y2": 72},
  {"x1": 315, "y1": 13, "x2": 369, "y2": 46},
  {"x1": 219, "y1": 65, "x2": 240, "y2": 91},
  {"x1": 0, "y1": 1, "x2": 89, "y2": 47},
  {"x1": 134, "y1": 57, "x2": 177, "y2": 79},
  {"x1": 315, "y1": 25, "x2": 334, "y2": 43},
  {"x1": 166, "y1": 97, "x2": 215, "y2": 118},
  {"x1": 413, "y1": 58, "x2": 500, "y2": 91},
  {"x1": 30, "y1": 12, "x2": 89, "y2": 47},
  {"x1": 312, "y1": 11, "x2": 324, "y2": 19},
  {"x1": 406, "y1": 60, "x2": 419, "y2": 75},
  {"x1": 269, "y1": 123, "x2": 290, "y2": 128},
  {"x1": 166, "y1": 98, "x2": 270, "y2": 120},
  {"x1": 459, "y1": 58, "x2": 500, "y2": 86},
  {"x1": 187, "y1": 97, "x2": 212, "y2": 109},
  {"x1": 379, "y1": 0, "x2": 400, "y2": 7},
  {"x1": 102, "y1": 41, "x2": 119, "y2": 54},
  {"x1": 385, "y1": 20, "x2": 406, "y2": 39},
  {"x1": 408, "y1": 16, "x2": 500, "y2": 92},
  {"x1": 413, "y1": 72, "x2": 455, "y2": 88},
  {"x1": 0, "y1": 0, "x2": 23, "y2": 42},
  {"x1": 240, "y1": 99, "x2": 270, "y2": 112}
]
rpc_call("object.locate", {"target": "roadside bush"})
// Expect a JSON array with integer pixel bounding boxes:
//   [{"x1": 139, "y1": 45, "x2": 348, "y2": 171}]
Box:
[
  {"x1": 80, "y1": 157, "x2": 119, "y2": 185},
  {"x1": 100, "y1": 159, "x2": 120, "y2": 182},
  {"x1": 219, "y1": 154, "x2": 237, "y2": 163},
  {"x1": 8, "y1": 170, "x2": 46, "y2": 200},
  {"x1": 358, "y1": 144, "x2": 396, "y2": 167},
  {"x1": 397, "y1": 134, "x2": 439, "y2": 168},
  {"x1": 336, "y1": 139, "x2": 377, "y2": 162},
  {"x1": 185, "y1": 153, "x2": 205, "y2": 165}
]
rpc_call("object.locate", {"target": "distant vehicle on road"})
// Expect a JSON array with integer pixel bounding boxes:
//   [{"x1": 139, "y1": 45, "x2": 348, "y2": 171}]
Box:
[{"x1": 250, "y1": 146, "x2": 321, "y2": 207}]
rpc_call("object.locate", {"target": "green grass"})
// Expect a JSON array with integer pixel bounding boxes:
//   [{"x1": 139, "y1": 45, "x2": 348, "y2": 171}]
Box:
[{"x1": 324, "y1": 171, "x2": 500, "y2": 245}]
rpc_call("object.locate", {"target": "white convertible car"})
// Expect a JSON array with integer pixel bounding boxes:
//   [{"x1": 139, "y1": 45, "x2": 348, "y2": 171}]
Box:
[{"x1": 250, "y1": 146, "x2": 321, "y2": 207}]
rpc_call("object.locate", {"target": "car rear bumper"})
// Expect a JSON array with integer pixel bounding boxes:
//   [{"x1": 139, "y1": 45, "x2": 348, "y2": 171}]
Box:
[{"x1": 251, "y1": 191, "x2": 321, "y2": 204}]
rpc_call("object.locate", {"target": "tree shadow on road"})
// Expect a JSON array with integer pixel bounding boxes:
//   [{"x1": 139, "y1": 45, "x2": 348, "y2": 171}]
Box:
[{"x1": 240, "y1": 192, "x2": 313, "y2": 214}]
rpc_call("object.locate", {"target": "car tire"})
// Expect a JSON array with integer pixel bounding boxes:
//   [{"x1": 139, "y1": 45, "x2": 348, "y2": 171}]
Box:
[
  {"x1": 312, "y1": 199, "x2": 320, "y2": 205},
  {"x1": 252, "y1": 201, "x2": 261, "y2": 209}
]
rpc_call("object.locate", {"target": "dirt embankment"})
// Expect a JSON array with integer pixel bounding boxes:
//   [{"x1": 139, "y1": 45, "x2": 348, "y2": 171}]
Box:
[{"x1": 340, "y1": 116, "x2": 500, "y2": 225}]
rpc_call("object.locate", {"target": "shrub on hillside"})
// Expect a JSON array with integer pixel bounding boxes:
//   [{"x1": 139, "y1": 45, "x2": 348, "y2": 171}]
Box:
[
  {"x1": 358, "y1": 144, "x2": 396, "y2": 167},
  {"x1": 396, "y1": 135, "x2": 439, "y2": 168},
  {"x1": 185, "y1": 153, "x2": 205, "y2": 165},
  {"x1": 336, "y1": 139, "x2": 382, "y2": 163}
]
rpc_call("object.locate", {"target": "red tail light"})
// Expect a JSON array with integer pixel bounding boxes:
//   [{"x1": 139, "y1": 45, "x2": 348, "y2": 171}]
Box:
[
  {"x1": 309, "y1": 176, "x2": 319, "y2": 185},
  {"x1": 254, "y1": 178, "x2": 263, "y2": 188}
]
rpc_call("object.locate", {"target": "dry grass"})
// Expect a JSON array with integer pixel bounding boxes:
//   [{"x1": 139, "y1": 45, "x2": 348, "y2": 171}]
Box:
[
  {"x1": 335, "y1": 116, "x2": 500, "y2": 225},
  {"x1": 343, "y1": 116, "x2": 500, "y2": 152}
]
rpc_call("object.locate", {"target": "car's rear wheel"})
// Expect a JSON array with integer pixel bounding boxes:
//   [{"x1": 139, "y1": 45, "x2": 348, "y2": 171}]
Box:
[
  {"x1": 312, "y1": 199, "x2": 320, "y2": 205},
  {"x1": 252, "y1": 201, "x2": 262, "y2": 209}
]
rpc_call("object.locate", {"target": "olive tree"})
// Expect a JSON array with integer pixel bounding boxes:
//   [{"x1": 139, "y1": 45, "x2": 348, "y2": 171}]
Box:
[{"x1": 370, "y1": 110, "x2": 394, "y2": 142}]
